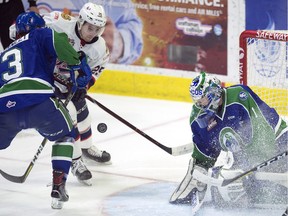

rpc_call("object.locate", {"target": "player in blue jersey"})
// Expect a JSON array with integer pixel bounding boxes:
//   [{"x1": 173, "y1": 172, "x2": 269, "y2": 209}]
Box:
[
  {"x1": 0, "y1": 12, "x2": 92, "y2": 209},
  {"x1": 170, "y1": 72, "x2": 287, "y2": 212}
]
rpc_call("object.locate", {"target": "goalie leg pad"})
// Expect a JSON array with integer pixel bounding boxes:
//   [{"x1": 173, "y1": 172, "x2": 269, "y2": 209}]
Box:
[
  {"x1": 170, "y1": 158, "x2": 196, "y2": 204},
  {"x1": 210, "y1": 169, "x2": 249, "y2": 208},
  {"x1": 170, "y1": 158, "x2": 207, "y2": 205},
  {"x1": 244, "y1": 174, "x2": 288, "y2": 207},
  {"x1": 210, "y1": 169, "x2": 288, "y2": 208}
]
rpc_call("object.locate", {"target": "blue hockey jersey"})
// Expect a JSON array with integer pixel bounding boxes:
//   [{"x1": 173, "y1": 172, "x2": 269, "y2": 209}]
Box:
[
  {"x1": 190, "y1": 85, "x2": 287, "y2": 169},
  {"x1": 0, "y1": 28, "x2": 80, "y2": 112}
]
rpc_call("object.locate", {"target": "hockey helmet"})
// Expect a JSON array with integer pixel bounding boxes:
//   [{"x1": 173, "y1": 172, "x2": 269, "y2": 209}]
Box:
[
  {"x1": 77, "y1": 3, "x2": 106, "y2": 36},
  {"x1": 189, "y1": 72, "x2": 223, "y2": 111},
  {"x1": 16, "y1": 11, "x2": 45, "y2": 35}
]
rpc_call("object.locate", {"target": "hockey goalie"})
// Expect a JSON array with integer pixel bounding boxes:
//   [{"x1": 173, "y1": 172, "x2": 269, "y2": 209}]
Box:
[{"x1": 170, "y1": 72, "x2": 287, "y2": 213}]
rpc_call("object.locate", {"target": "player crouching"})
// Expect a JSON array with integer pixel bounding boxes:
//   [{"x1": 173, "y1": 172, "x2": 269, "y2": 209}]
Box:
[{"x1": 170, "y1": 72, "x2": 288, "y2": 213}]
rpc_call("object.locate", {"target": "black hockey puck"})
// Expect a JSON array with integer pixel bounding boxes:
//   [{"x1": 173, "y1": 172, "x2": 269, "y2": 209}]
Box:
[{"x1": 97, "y1": 123, "x2": 107, "y2": 133}]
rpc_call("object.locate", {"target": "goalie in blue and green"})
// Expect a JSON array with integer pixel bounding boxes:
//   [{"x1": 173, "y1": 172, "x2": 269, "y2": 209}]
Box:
[
  {"x1": 0, "y1": 12, "x2": 92, "y2": 209},
  {"x1": 170, "y1": 71, "x2": 287, "y2": 210}
]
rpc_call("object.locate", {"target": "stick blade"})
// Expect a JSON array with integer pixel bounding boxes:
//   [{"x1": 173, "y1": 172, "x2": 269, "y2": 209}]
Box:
[
  {"x1": 0, "y1": 169, "x2": 26, "y2": 183},
  {"x1": 171, "y1": 143, "x2": 193, "y2": 156}
]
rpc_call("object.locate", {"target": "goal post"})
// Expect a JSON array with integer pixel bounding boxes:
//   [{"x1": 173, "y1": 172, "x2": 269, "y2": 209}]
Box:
[{"x1": 239, "y1": 30, "x2": 288, "y2": 116}]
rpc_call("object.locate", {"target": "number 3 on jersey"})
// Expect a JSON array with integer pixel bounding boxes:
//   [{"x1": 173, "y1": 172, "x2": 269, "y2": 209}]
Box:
[{"x1": 1, "y1": 48, "x2": 23, "y2": 82}]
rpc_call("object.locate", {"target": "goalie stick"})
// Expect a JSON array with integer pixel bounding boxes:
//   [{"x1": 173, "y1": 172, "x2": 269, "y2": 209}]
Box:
[
  {"x1": 190, "y1": 151, "x2": 288, "y2": 216},
  {"x1": 193, "y1": 150, "x2": 288, "y2": 187},
  {"x1": 85, "y1": 95, "x2": 193, "y2": 156},
  {"x1": 0, "y1": 87, "x2": 77, "y2": 183}
]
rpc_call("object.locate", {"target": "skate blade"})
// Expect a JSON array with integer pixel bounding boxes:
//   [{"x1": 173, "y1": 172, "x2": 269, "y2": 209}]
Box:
[
  {"x1": 78, "y1": 178, "x2": 92, "y2": 186},
  {"x1": 51, "y1": 198, "x2": 64, "y2": 209},
  {"x1": 82, "y1": 157, "x2": 112, "y2": 166}
]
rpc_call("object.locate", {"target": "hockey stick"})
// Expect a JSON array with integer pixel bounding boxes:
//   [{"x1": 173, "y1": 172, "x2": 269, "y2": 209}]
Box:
[
  {"x1": 221, "y1": 150, "x2": 288, "y2": 186},
  {"x1": 255, "y1": 172, "x2": 288, "y2": 188},
  {"x1": 0, "y1": 138, "x2": 48, "y2": 183},
  {"x1": 85, "y1": 95, "x2": 193, "y2": 156},
  {"x1": 0, "y1": 88, "x2": 77, "y2": 183},
  {"x1": 193, "y1": 150, "x2": 288, "y2": 187}
]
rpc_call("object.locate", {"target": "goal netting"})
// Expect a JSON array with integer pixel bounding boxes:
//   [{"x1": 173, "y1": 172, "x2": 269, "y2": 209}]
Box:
[{"x1": 239, "y1": 30, "x2": 288, "y2": 116}]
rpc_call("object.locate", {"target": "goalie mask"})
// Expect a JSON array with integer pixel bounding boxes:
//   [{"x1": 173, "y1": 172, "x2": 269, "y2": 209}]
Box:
[
  {"x1": 189, "y1": 72, "x2": 223, "y2": 112},
  {"x1": 15, "y1": 12, "x2": 45, "y2": 36},
  {"x1": 77, "y1": 3, "x2": 106, "y2": 37}
]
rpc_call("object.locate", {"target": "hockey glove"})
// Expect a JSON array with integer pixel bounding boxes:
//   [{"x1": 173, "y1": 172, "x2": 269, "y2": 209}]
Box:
[
  {"x1": 71, "y1": 87, "x2": 87, "y2": 103},
  {"x1": 68, "y1": 51, "x2": 92, "y2": 88},
  {"x1": 76, "y1": 51, "x2": 92, "y2": 88}
]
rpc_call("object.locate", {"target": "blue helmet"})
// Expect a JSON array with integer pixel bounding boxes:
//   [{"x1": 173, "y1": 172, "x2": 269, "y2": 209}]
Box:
[{"x1": 16, "y1": 11, "x2": 45, "y2": 35}]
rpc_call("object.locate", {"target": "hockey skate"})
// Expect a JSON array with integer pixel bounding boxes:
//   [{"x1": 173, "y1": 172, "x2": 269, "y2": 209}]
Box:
[
  {"x1": 82, "y1": 145, "x2": 111, "y2": 164},
  {"x1": 51, "y1": 170, "x2": 69, "y2": 209},
  {"x1": 71, "y1": 158, "x2": 92, "y2": 186}
]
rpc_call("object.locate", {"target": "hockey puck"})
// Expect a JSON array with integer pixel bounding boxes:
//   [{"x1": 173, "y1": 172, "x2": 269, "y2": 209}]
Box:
[{"x1": 97, "y1": 123, "x2": 107, "y2": 133}]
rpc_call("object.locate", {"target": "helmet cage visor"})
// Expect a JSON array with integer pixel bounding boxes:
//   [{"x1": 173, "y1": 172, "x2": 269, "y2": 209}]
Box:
[{"x1": 190, "y1": 73, "x2": 222, "y2": 112}]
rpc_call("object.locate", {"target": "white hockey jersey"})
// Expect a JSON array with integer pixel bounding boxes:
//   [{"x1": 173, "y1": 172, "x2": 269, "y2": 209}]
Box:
[{"x1": 43, "y1": 11, "x2": 109, "y2": 82}]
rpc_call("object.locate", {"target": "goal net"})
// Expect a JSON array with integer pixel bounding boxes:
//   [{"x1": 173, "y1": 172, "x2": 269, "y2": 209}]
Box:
[{"x1": 239, "y1": 30, "x2": 288, "y2": 116}]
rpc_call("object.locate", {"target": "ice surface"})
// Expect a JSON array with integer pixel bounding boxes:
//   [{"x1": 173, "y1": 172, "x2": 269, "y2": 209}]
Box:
[{"x1": 0, "y1": 93, "x2": 285, "y2": 216}]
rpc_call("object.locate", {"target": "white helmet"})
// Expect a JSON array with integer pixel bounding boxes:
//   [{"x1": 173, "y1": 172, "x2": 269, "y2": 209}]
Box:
[
  {"x1": 78, "y1": 2, "x2": 106, "y2": 36},
  {"x1": 189, "y1": 72, "x2": 223, "y2": 112}
]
